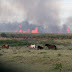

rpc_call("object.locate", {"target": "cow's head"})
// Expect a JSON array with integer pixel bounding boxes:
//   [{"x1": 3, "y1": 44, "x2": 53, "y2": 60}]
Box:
[{"x1": 45, "y1": 44, "x2": 50, "y2": 46}]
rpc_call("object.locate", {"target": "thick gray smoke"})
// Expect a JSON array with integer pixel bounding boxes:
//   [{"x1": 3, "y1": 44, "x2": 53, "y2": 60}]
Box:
[
  {"x1": 62, "y1": 17, "x2": 72, "y2": 33},
  {"x1": 0, "y1": 0, "x2": 61, "y2": 33}
]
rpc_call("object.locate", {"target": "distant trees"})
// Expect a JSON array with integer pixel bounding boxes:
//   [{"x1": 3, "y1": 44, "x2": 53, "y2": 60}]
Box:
[{"x1": 1, "y1": 33, "x2": 7, "y2": 37}]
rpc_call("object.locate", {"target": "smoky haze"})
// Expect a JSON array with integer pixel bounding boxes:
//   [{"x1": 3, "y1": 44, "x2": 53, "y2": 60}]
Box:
[
  {"x1": 0, "y1": 0, "x2": 71, "y2": 33},
  {"x1": 61, "y1": 17, "x2": 72, "y2": 33}
]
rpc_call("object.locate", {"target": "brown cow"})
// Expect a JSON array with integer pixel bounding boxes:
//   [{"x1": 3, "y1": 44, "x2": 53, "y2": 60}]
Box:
[
  {"x1": 45, "y1": 44, "x2": 57, "y2": 50},
  {"x1": 2, "y1": 44, "x2": 9, "y2": 49}
]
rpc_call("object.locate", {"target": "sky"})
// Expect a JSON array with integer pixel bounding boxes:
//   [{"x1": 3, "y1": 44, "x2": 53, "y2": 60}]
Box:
[
  {"x1": 60, "y1": 0, "x2": 72, "y2": 25},
  {"x1": 0, "y1": 0, "x2": 72, "y2": 33}
]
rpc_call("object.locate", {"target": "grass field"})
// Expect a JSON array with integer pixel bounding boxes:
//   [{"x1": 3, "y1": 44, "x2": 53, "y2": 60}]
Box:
[{"x1": 0, "y1": 33, "x2": 72, "y2": 72}]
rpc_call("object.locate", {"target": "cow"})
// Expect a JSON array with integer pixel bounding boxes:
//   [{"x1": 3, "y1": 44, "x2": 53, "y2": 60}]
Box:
[
  {"x1": 27, "y1": 44, "x2": 36, "y2": 49},
  {"x1": 45, "y1": 44, "x2": 57, "y2": 50},
  {"x1": 2, "y1": 44, "x2": 9, "y2": 49},
  {"x1": 37, "y1": 46, "x2": 43, "y2": 50}
]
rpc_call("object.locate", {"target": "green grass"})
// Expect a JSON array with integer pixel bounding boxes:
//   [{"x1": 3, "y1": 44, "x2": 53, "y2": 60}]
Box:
[{"x1": 0, "y1": 40, "x2": 31, "y2": 46}]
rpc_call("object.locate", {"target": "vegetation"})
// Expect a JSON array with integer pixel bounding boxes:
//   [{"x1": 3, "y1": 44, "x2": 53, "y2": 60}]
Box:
[
  {"x1": 55, "y1": 62, "x2": 62, "y2": 72},
  {"x1": 0, "y1": 33, "x2": 72, "y2": 39},
  {"x1": 1, "y1": 33, "x2": 7, "y2": 37},
  {"x1": 0, "y1": 33, "x2": 72, "y2": 72},
  {"x1": 0, "y1": 40, "x2": 30, "y2": 46}
]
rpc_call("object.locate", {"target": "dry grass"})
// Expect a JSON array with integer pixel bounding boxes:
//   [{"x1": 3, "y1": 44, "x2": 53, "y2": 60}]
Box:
[
  {"x1": 0, "y1": 47, "x2": 72, "y2": 72},
  {"x1": 0, "y1": 37, "x2": 11, "y2": 40},
  {"x1": 0, "y1": 34, "x2": 72, "y2": 72}
]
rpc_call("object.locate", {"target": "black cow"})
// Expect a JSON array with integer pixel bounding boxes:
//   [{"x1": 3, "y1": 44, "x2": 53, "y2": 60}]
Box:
[{"x1": 37, "y1": 46, "x2": 43, "y2": 50}]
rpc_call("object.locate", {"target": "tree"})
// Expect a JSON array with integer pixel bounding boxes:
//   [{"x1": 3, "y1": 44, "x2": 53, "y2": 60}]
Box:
[{"x1": 1, "y1": 33, "x2": 7, "y2": 37}]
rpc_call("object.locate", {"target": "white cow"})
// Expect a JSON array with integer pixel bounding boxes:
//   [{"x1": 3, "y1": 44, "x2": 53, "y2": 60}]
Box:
[{"x1": 27, "y1": 44, "x2": 36, "y2": 49}]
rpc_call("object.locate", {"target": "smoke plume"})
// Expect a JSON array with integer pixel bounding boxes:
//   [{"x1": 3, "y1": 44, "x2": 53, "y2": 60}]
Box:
[
  {"x1": 62, "y1": 17, "x2": 72, "y2": 33},
  {"x1": 0, "y1": 0, "x2": 62, "y2": 33}
]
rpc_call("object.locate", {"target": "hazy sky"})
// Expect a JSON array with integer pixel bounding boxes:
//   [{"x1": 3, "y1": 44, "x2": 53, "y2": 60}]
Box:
[
  {"x1": 60, "y1": 0, "x2": 72, "y2": 25},
  {"x1": 0, "y1": 0, "x2": 72, "y2": 33}
]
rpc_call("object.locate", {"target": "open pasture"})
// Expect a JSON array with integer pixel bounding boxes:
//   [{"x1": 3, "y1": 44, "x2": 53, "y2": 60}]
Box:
[{"x1": 0, "y1": 33, "x2": 72, "y2": 72}]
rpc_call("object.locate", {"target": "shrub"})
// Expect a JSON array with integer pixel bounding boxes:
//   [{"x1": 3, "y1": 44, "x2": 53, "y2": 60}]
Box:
[
  {"x1": 55, "y1": 62, "x2": 62, "y2": 72},
  {"x1": 1, "y1": 33, "x2": 7, "y2": 37},
  {"x1": 68, "y1": 48, "x2": 72, "y2": 50}
]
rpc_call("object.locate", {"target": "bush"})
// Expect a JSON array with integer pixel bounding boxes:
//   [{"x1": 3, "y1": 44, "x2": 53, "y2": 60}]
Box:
[
  {"x1": 55, "y1": 62, "x2": 62, "y2": 72},
  {"x1": 1, "y1": 33, "x2": 7, "y2": 37}
]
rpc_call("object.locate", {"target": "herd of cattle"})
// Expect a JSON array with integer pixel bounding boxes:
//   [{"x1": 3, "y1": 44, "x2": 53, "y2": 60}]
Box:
[
  {"x1": 1, "y1": 44, "x2": 57, "y2": 50},
  {"x1": 27, "y1": 44, "x2": 57, "y2": 50}
]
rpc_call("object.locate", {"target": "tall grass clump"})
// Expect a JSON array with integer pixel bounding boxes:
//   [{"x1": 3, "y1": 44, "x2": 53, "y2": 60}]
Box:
[
  {"x1": 54, "y1": 62, "x2": 62, "y2": 72},
  {"x1": 57, "y1": 53, "x2": 62, "y2": 57}
]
